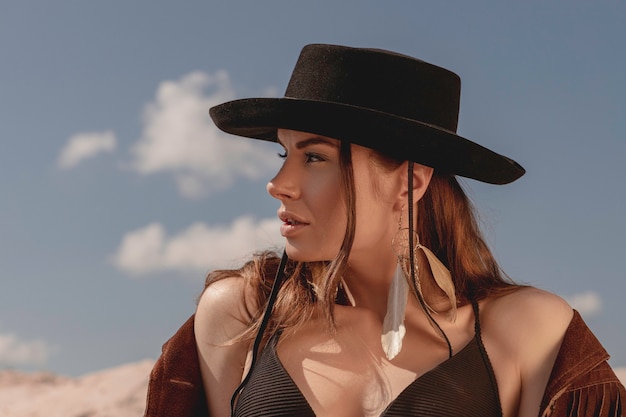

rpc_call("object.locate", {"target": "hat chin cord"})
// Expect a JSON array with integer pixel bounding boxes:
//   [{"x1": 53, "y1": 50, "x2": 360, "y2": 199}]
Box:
[
  {"x1": 407, "y1": 162, "x2": 453, "y2": 358},
  {"x1": 230, "y1": 250, "x2": 289, "y2": 417}
]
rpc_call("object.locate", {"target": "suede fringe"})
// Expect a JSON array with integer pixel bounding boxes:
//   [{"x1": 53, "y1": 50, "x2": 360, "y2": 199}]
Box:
[{"x1": 543, "y1": 381, "x2": 623, "y2": 417}]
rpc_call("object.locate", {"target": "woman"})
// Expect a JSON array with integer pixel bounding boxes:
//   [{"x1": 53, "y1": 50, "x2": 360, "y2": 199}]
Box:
[{"x1": 144, "y1": 44, "x2": 624, "y2": 417}]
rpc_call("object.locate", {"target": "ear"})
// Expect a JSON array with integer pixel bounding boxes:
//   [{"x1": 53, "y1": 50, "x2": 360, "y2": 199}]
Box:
[{"x1": 394, "y1": 162, "x2": 433, "y2": 210}]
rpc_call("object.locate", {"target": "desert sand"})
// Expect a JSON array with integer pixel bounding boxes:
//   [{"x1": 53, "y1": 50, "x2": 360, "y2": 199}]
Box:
[
  {"x1": 0, "y1": 360, "x2": 154, "y2": 417},
  {"x1": 0, "y1": 361, "x2": 624, "y2": 417}
]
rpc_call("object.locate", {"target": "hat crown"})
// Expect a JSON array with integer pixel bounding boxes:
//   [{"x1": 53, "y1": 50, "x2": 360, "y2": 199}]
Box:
[
  {"x1": 285, "y1": 44, "x2": 461, "y2": 133},
  {"x1": 209, "y1": 43, "x2": 525, "y2": 184}
]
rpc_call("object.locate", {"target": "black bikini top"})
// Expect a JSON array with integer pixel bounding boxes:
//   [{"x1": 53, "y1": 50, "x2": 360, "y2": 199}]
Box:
[{"x1": 234, "y1": 301, "x2": 502, "y2": 416}]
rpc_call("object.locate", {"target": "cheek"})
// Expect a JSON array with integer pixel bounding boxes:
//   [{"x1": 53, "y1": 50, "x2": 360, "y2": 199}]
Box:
[
  {"x1": 308, "y1": 171, "x2": 344, "y2": 213},
  {"x1": 353, "y1": 176, "x2": 397, "y2": 245}
]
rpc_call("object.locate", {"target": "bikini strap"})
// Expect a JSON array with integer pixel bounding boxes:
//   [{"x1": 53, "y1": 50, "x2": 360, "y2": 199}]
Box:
[
  {"x1": 471, "y1": 299, "x2": 482, "y2": 338},
  {"x1": 230, "y1": 250, "x2": 289, "y2": 417},
  {"x1": 471, "y1": 299, "x2": 503, "y2": 415}
]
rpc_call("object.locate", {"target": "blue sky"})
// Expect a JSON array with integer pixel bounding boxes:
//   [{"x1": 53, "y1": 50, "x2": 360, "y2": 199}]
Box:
[{"x1": 1, "y1": 1, "x2": 624, "y2": 376}]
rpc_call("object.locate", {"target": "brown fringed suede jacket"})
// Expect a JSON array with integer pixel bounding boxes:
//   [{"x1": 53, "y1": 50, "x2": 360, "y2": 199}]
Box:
[{"x1": 143, "y1": 311, "x2": 624, "y2": 417}]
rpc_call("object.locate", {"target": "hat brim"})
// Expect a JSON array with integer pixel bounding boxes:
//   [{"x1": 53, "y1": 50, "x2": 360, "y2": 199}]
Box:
[{"x1": 210, "y1": 98, "x2": 525, "y2": 185}]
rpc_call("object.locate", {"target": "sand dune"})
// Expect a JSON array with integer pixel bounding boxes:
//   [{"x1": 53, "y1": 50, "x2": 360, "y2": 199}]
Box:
[
  {"x1": 1, "y1": 361, "x2": 624, "y2": 417},
  {"x1": 0, "y1": 360, "x2": 154, "y2": 417}
]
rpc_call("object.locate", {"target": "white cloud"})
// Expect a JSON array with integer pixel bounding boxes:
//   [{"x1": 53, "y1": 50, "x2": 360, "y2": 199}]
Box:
[
  {"x1": 0, "y1": 332, "x2": 50, "y2": 366},
  {"x1": 130, "y1": 70, "x2": 279, "y2": 198},
  {"x1": 564, "y1": 291, "x2": 602, "y2": 316},
  {"x1": 57, "y1": 131, "x2": 117, "y2": 169},
  {"x1": 111, "y1": 216, "x2": 283, "y2": 276}
]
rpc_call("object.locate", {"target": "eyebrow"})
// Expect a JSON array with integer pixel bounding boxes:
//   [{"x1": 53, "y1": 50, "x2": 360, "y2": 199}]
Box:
[{"x1": 277, "y1": 136, "x2": 339, "y2": 149}]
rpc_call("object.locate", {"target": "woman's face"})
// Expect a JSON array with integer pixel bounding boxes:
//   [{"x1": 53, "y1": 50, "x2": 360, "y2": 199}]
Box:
[{"x1": 267, "y1": 129, "x2": 398, "y2": 263}]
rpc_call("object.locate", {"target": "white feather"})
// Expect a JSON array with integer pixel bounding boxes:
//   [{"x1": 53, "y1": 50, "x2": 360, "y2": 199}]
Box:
[{"x1": 381, "y1": 262, "x2": 409, "y2": 360}]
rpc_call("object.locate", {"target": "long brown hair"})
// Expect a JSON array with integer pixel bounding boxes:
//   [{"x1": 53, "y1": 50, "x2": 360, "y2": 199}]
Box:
[{"x1": 203, "y1": 146, "x2": 518, "y2": 344}]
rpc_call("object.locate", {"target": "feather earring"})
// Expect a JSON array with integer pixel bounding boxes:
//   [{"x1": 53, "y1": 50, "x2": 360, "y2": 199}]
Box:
[
  {"x1": 418, "y1": 243, "x2": 457, "y2": 321},
  {"x1": 382, "y1": 209, "x2": 415, "y2": 361},
  {"x1": 381, "y1": 260, "x2": 410, "y2": 360},
  {"x1": 383, "y1": 203, "x2": 457, "y2": 361}
]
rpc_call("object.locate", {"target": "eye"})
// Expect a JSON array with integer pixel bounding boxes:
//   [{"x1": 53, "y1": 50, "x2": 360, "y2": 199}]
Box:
[
  {"x1": 277, "y1": 151, "x2": 287, "y2": 159},
  {"x1": 305, "y1": 152, "x2": 325, "y2": 163}
]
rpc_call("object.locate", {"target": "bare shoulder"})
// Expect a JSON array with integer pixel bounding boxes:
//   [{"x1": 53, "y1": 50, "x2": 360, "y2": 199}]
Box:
[
  {"x1": 195, "y1": 276, "x2": 255, "y2": 344},
  {"x1": 481, "y1": 287, "x2": 573, "y2": 359},
  {"x1": 481, "y1": 287, "x2": 574, "y2": 416},
  {"x1": 195, "y1": 276, "x2": 258, "y2": 417},
  {"x1": 483, "y1": 286, "x2": 573, "y2": 342}
]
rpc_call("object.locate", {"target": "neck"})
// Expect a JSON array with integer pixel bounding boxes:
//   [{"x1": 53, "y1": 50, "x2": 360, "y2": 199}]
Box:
[
  {"x1": 342, "y1": 248, "x2": 448, "y2": 320},
  {"x1": 342, "y1": 249, "x2": 395, "y2": 317}
]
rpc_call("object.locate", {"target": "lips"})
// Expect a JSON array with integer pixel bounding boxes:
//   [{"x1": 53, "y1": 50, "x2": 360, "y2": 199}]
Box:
[
  {"x1": 278, "y1": 210, "x2": 308, "y2": 225},
  {"x1": 283, "y1": 218, "x2": 304, "y2": 226},
  {"x1": 278, "y1": 210, "x2": 309, "y2": 236}
]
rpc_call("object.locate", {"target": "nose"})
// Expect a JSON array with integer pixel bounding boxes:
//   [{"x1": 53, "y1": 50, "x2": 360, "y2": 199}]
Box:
[{"x1": 267, "y1": 163, "x2": 300, "y2": 201}]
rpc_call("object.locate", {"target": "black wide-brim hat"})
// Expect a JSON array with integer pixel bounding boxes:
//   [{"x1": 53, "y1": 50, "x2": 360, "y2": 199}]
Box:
[{"x1": 210, "y1": 44, "x2": 525, "y2": 184}]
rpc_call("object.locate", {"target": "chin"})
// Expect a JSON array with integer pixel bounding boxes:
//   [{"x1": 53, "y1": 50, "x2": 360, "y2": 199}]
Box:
[{"x1": 284, "y1": 244, "x2": 335, "y2": 263}]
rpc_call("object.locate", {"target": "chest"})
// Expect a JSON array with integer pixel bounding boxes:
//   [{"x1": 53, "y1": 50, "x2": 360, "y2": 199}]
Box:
[
  {"x1": 235, "y1": 332, "x2": 501, "y2": 417},
  {"x1": 280, "y1": 344, "x2": 418, "y2": 417},
  {"x1": 235, "y1": 303, "x2": 510, "y2": 417},
  {"x1": 252, "y1": 308, "x2": 504, "y2": 417}
]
